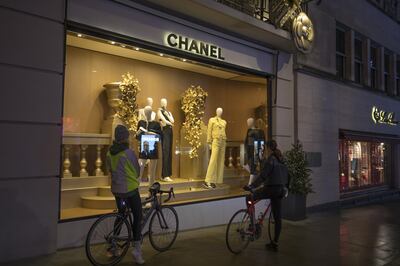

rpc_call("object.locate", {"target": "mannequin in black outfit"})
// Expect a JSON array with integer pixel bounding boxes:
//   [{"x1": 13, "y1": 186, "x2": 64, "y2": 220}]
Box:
[
  {"x1": 244, "y1": 118, "x2": 265, "y2": 185},
  {"x1": 157, "y1": 98, "x2": 174, "y2": 182}
]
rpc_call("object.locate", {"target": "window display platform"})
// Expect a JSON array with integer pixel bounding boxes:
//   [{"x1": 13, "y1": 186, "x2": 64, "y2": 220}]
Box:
[{"x1": 60, "y1": 176, "x2": 248, "y2": 220}]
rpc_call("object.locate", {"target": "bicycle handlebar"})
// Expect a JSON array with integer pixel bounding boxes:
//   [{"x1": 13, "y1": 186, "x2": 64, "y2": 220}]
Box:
[
  {"x1": 145, "y1": 187, "x2": 175, "y2": 203},
  {"x1": 162, "y1": 187, "x2": 175, "y2": 203}
]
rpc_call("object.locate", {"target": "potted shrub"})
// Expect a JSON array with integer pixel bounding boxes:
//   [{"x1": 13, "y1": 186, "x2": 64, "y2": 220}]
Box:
[{"x1": 282, "y1": 141, "x2": 313, "y2": 221}]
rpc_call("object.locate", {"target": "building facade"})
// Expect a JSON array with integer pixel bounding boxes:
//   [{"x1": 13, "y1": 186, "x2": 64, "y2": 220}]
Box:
[{"x1": 0, "y1": 0, "x2": 399, "y2": 262}]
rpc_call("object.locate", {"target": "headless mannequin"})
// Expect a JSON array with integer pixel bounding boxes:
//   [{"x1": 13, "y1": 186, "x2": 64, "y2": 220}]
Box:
[
  {"x1": 139, "y1": 97, "x2": 156, "y2": 121},
  {"x1": 244, "y1": 118, "x2": 265, "y2": 185},
  {"x1": 158, "y1": 98, "x2": 174, "y2": 182},
  {"x1": 137, "y1": 106, "x2": 161, "y2": 185},
  {"x1": 204, "y1": 107, "x2": 227, "y2": 188}
]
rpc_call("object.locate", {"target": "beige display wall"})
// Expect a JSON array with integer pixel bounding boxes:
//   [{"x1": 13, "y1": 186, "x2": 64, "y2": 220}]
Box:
[{"x1": 64, "y1": 46, "x2": 267, "y2": 178}]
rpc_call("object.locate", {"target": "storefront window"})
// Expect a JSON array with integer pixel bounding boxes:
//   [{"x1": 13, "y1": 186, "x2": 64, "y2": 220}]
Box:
[
  {"x1": 60, "y1": 32, "x2": 269, "y2": 219},
  {"x1": 339, "y1": 139, "x2": 388, "y2": 192}
]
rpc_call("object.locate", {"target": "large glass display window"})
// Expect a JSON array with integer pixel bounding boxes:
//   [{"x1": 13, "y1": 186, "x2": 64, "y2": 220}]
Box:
[
  {"x1": 339, "y1": 139, "x2": 390, "y2": 193},
  {"x1": 60, "y1": 32, "x2": 270, "y2": 219}
]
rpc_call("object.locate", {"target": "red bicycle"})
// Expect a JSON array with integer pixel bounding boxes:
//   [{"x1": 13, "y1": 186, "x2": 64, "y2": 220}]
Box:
[{"x1": 225, "y1": 192, "x2": 277, "y2": 254}]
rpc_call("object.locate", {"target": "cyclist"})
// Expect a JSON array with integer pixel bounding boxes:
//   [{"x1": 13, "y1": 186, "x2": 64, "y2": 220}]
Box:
[
  {"x1": 106, "y1": 125, "x2": 145, "y2": 264},
  {"x1": 244, "y1": 140, "x2": 289, "y2": 252}
]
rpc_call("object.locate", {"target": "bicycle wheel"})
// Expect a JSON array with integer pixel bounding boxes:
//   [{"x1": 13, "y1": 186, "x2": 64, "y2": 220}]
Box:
[
  {"x1": 149, "y1": 206, "x2": 179, "y2": 252},
  {"x1": 268, "y1": 210, "x2": 275, "y2": 243},
  {"x1": 226, "y1": 209, "x2": 251, "y2": 254},
  {"x1": 86, "y1": 213, "x2": 132, "y2": 266}
]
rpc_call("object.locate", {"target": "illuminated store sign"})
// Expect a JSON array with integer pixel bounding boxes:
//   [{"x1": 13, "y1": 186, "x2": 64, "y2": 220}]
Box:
[
  {"x1": 371, "y1": 106, "x2": 399, "y2": 126},
  {"x1": 164, "y1": 33, "x2": 225, "y2": 60}
]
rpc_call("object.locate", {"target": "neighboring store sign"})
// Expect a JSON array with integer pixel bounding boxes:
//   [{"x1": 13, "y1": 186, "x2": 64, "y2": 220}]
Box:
[
  {"x1": 269, "y1": 0, "x2": 314, "y2": 54},
  {"x1": 371, "y1": 106, "x2": 399, "y2": 126},
  {"x1": 164, "y1": 33, "x2": 225, "y2": 60}
]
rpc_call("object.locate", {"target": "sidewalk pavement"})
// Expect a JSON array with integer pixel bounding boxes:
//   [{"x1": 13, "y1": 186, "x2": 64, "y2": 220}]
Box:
[{"x1": 4, "y1": 200, "x2": 400, "y2": 266}]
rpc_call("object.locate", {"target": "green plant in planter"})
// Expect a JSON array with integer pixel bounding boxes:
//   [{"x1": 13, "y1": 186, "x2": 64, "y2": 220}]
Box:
[{"x1": 284, "y1": 141, "x2": 313, "y2": 195}]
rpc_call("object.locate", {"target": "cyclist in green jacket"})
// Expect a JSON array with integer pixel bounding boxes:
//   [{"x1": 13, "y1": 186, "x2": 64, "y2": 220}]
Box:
[{"x1": 106, "y1": 125, "x2": 144, "y2": 264}]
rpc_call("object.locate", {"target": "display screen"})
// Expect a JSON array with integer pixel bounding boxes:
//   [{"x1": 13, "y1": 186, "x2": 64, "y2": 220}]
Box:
[
  {"x1": 254, "y1": 140, "x2": 264, "y2": 159},
  {"x1": 140, "y1": 134, "x2": 160, "y2": 159}
]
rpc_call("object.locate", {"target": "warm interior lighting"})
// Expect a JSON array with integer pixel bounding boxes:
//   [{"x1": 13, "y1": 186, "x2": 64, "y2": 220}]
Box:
[
  {"x1": 182, "y1": 58, "x2": 187, "y2": 62},
  {"x1": 159, "y1": 53, "x2": 164, "y2": 56},
  {"x1": 110, "y1": 41, "x2": 115, "y2": 45},
  {"x1": 77, "y1": 34, "x2": 82, "y2": 37},
  {"x1": 135, "y1": 47, "x2": 140, "y2": 51}
]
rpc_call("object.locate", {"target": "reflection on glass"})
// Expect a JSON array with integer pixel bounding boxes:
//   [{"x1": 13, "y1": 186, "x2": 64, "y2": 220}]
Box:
[{"x1": 339, "y1": 140, "x2": 387, "y2": 192}]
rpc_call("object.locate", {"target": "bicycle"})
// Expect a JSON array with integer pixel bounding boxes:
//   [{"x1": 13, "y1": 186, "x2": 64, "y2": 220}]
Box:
[
  {"x1": 225, "y1": 187, "x2": 287, "y2": 254},
  {"x1": 85, "y1": 182, "x2": 179, "y2": 266}
]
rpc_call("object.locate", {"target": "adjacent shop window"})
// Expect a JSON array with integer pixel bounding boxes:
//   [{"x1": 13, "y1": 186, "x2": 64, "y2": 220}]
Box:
[
  {"x1": 354, "y1": 38, "x2": 363, "y2": 84},
  {"x1": 336, "y1": 29, "x2": 346, "y2": 79},
  {"x1": 384, "y1": 52, "x2": 390, "y2": 93},
  {"x1": 339, "y1": 139, "x2": 389, "y2": 192},
  {"x1": 370, "y1": 46, "x2": 378, "y2": 89},
  {"x1": 60, "y1": 32, "x2": 269, "y2": 219}
]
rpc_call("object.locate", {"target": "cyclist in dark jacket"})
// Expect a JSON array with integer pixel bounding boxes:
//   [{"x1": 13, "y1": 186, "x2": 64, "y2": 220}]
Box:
[{"x1": 244, "y1": 140, "x2": 289, "y2": 251}]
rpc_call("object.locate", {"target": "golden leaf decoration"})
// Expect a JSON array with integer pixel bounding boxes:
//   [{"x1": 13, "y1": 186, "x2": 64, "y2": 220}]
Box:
[
  {"x1": 116, "y1": 72, "x2": 141, "y2": 134},
  {"x1": 181, "y1": 85, "x2": 208, "y2": 159}
]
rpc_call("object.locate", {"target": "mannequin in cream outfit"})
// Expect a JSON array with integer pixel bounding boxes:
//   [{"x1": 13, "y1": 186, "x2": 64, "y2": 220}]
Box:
[
  {"x1": 139, "y1": 97, "x2": 156, "y2": 121},
  {"x1": 204, "y1": 107, "x2": 227, "y2": 189},
  {"x1": 136, "y1": 106, "x2": 161, "y2": 185},
  {"x1": 158, "y1": 98, "x2": 174, "y2": 182}
]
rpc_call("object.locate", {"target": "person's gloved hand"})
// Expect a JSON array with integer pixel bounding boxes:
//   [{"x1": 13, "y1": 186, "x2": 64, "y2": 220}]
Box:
[{"x1": 243, "y1": 185, "x2": 253, "y2": 192}]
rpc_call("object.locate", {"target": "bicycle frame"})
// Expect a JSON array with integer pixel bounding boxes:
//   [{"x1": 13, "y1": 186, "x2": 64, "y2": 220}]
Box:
[
  {"x1": 109, "y1": 190, "x2": 172, "y2": 244},
  {"x1": 141, "y1": 192, "x2": 171, "y2": 231},
  {"x1": 246, "y1": 197, "x2": 272, "y2": 236}
]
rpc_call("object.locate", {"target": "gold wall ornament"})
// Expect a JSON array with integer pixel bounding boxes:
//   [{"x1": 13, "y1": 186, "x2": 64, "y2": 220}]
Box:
[
  {"x1": 269, "y1": 0, "x2": 315, "y2": 54},
  {"x1": 181, "y1": 85, "x2": 208, "y2": 159},
  {"x1": 117, "y1": 72, "x2": 141, "y2": 134},
  {"x1": 292, "y1": 12, "x2": 314, "y2": 54}
]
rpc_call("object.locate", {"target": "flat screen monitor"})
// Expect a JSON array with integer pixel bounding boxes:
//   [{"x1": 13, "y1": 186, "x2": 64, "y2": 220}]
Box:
[
  {"x1": 254, "y1": 140, "x2": 265, "y2": 160},
  {"x1": 140, "y1": 134, "x2": 160, "y2": 159}
]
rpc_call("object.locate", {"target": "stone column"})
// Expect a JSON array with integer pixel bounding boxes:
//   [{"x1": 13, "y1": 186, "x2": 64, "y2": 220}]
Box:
[
  {"x1": 377, "y1": 46, "x2": 385, "y2": 91},
  {"x1": 390, "y1": 53, "x2": 397, "y2": 95},
  {"x1": 345, "y1": 29, "x2": 354, "y2": 81},
  {"x1": 362, "y1": 38, "x2": 371, "y2": 87}
]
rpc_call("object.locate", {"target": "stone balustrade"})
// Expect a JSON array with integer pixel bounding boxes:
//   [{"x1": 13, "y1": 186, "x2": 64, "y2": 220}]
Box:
[{"x1": 62, "y1": 133, "x2": 111, "y2": 177}]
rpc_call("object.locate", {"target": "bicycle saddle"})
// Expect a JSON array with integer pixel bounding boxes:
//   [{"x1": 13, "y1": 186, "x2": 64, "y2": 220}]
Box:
[{"x1": 149, "y1": 182, "x2": 161, "y2": 193}]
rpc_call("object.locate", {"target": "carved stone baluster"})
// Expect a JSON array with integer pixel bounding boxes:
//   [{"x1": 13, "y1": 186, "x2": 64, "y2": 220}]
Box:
[
  {"x1": 63, "y1": 145, "x2": 72, "y2": 178},
  {"x1": 95, "y1": 145, "x2": 104, "y2": 176},
  {"x1": 236, "y1": 156, "x2": 241, "y2": 168},
  {"x1": 80, "y1": 145, "x2": 88, "y2": 177},
  {"x1": 228, "y1": 148, "x2": 234, "y2": 168}
]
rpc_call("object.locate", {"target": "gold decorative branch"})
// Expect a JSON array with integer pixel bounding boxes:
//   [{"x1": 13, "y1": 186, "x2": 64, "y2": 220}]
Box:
[
  {"x1": 181, "y1": 85, "x2": 208, "y2": 159},
  {"x1": 117, "y1": 72, "x2": 141, "y2": 134}
]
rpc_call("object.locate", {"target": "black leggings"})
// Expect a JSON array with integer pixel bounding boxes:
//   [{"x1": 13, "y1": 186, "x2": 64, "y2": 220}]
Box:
[
  {"x1": 247, "y1": 185, "x2": 283, "y2": 243},
  {"x1": 115, "y1": 190, "x2": 142, "y2": 242}
]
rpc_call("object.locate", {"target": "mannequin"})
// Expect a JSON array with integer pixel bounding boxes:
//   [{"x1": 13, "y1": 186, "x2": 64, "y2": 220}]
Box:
[
  {"x1": 204, "y1": 107, "x2": 227, "y2": 189},
  {"x1": 244, "y1": 117, "x2": 266, "y2": 185},
  {"x1": 139, "y1": 97, "x2": 156, "y2": 121},
  {"x1": 158, "y1": 98, "x2": 174, "y2": 182},
  {"x1": 136, "y1": 106, "x2": 162, "y2": 185}
]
